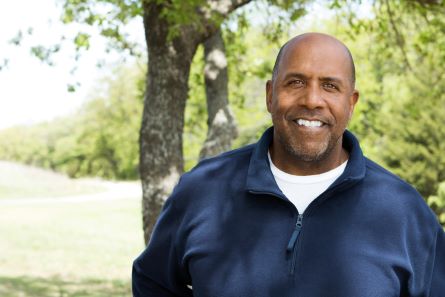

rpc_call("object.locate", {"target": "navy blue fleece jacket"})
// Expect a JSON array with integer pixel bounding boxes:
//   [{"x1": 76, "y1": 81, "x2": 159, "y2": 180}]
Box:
[{"x1": 133, "y1": 128, "x2": 445, "y2": 297}]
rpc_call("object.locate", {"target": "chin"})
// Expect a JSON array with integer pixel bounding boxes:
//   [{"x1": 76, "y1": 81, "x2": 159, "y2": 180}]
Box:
[
  {"x1": 291, "y1": 149, "x2": 327, "y2": 162},
  {"x1": 285, "y1": 142, "x2": 330, "y2": 162},
  {"x1": 275, "y1": 127, "x2": 337, "y2": 162}
]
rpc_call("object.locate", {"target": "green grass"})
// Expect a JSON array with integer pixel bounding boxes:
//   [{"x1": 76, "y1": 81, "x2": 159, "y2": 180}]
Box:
[
  {"x1": 0, "y1": 198, "x2": 145, "y2": 296},
  {"x1": 0, "y1": 161, "x2": 105, "y2": 199},
  {"x1": 0, "y1": 276, "x2": 130, "y2": 297}
]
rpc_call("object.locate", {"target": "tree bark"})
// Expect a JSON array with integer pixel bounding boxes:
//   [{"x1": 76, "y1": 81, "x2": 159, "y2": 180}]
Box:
[
  {"x1": 140, "y1": 0, "x2": 252, "y2": 244},
  {"x1": 199, "y1": 29, "x2": 238, "y2": 159},
  {"x1": 140, "y1": 2, "x2": 201, "y2": 244}
]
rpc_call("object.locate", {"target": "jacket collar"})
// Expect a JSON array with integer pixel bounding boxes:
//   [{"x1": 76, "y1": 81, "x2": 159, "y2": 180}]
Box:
[{"x1": 245, "y1": 127, "x2": 366, "y2": 195}]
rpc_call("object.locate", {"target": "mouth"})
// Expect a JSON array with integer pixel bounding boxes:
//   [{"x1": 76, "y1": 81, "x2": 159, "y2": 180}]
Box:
[{"x1": 292, "y1": 118, "x2": 327, "y2": 128}]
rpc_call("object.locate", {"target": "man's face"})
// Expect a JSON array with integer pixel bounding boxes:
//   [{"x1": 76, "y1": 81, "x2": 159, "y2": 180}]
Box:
[{"x1": 266, "y1": 37, "x2": 359, "y2": 163}]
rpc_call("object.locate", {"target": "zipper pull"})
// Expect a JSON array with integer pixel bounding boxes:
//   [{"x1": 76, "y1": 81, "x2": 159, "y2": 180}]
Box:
[{"x1": 286, "y1": 214, "x2": 303, "y2": 252}]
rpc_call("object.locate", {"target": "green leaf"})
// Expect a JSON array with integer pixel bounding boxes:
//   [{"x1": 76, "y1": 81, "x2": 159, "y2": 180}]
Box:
[{"x1": 74, "y1": 33, "x2": 91, "y2": 50}]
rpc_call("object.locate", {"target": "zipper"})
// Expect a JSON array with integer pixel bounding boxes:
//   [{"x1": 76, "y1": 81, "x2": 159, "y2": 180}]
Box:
[
  {"x1": 248, "y1": 190, "x2": 303, "y2": 275},
  {"x1": 287, "y1": 214, "x2": 303, "y2": 275},
  {"x1": 248, "y1": 183, "x2": 353, "y2": 276}
]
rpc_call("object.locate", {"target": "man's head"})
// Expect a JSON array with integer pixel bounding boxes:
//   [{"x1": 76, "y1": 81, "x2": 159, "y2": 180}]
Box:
[
  {"x1": 272, "y1": 37, "x2": 356, "y2": 88},
  {"x1": 266, "y1": 33, "x2": 359, "y2": 174}
]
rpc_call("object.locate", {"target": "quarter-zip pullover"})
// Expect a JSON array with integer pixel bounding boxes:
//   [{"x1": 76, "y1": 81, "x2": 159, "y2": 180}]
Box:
[{"x1": 133, "y1": 127, "x2": 445, "y2": 297}]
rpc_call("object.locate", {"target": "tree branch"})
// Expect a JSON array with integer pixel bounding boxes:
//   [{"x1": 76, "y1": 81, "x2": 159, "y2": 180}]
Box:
[{"x1": 384, "y1": 0, "x2": 413, "y2": 71}]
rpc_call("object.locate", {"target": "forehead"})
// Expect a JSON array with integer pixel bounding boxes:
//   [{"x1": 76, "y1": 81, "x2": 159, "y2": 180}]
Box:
[{"x1": 278, "y1": 38, "x2": 352, "y2": 81}]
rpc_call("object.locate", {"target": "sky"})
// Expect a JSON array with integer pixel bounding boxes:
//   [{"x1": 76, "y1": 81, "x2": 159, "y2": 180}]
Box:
[
  {"x1": 0, "y1": 1, "x2": 371, "y2": 131},
  {"x1": 0, "y1": 0, "x2": 144, "y2": 130}
]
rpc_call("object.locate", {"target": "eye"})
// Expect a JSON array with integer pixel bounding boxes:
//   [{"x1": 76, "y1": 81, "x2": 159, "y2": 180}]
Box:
[
  {"x1": 323, "y1": 82, "x2": 339, "y2": 90},
  {"x1": 287, "y1": 79, "x2": 305, "y2": 87}
]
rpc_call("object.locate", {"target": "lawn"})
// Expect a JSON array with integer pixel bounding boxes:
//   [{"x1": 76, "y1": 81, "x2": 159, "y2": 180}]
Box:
[
  {"x1": 0, "y1": 161, "x2": 105, "y2": 199},
  {"x1": 0, "y1": 198, "x2": 144, "y2": 296},
  {"x1": 0, "y1": 178, "x2": 145, "y2": 296}
]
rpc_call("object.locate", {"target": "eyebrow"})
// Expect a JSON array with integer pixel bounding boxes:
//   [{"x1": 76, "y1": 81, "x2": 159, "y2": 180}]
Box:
[
  {"x1": 282, "y1": 72, "x2": 345, "y2": 87},
  {"x1": 282, "y1": 72, "x2": 308, "y2": 81},
  {"x1": 319, "y1": 76, "x2": 344, "y2": 86}
]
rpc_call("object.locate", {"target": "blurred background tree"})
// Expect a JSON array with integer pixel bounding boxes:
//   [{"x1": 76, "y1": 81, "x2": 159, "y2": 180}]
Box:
[
  {"x1": 0, "y1": 64, "x2": 144, "y2": 179},
  {"x1": 345, "y1": 0, "x2": 445, "y2": 225}
]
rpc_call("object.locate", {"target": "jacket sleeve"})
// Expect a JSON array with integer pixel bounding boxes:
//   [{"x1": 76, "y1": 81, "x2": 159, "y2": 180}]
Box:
[
  {"x1": 429, "y1": 227, "x2": 445, "y2": 297},
  {"x1": 132, "y1": 182, "x2": 192, "y2": 297}
]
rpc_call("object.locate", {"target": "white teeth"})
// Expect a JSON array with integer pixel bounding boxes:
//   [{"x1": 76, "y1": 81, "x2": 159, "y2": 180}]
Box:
[{"x1": 296, "y1": 119, "x2": 323, "y2": 127}]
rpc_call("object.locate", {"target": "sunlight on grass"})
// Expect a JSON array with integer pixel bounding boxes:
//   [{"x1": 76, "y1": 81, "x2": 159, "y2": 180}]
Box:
[{"x1": 0, "y1": 198, "x2": 145, "y2": 296}]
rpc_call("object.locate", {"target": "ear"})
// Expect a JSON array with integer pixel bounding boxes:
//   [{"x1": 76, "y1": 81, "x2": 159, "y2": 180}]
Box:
[
  {"x1": 348, "y1": 89, "x2": 359, "y2": 119},
  {"x1": 266, "y1": 80, "x2": 273, "y2": 113}
]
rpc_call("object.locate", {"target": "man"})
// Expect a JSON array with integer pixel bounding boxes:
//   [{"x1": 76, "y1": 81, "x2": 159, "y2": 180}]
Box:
[{"x1": 133, "y1": 33, "x2": 445, "y2": 296}]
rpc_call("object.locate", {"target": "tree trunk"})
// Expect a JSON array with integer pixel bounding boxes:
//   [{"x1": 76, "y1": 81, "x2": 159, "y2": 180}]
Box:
[
  {"x1": 140, "y1": 0, "x2": 252, "y2": 244},
  {"x1": 199, "y1": 29, "x2": 238, "y2": 159},
  {"x1": 140, "y1": 2, "x2": 201, "y2": 244}
]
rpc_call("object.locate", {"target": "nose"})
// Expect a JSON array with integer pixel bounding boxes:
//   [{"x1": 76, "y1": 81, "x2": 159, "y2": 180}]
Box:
[{"x1": 300, "y1": 84, "x2": 325, "y2": 110}]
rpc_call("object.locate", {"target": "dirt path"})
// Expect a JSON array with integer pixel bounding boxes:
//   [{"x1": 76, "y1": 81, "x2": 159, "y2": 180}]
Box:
[
  {"x1": 0, "y1": 160, "x2": 142, "y2": 205},
  {"x1": 0, "y1": 181, "x2": 142, "y2": 205}
]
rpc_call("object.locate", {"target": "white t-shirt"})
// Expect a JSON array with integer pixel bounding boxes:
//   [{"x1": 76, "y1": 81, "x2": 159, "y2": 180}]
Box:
[{"x1": 268, "y1": 152, "x2": 347, "y2": 214}]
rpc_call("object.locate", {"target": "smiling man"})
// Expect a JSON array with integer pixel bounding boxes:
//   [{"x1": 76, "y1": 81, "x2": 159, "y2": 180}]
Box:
[
  {"x1": 267, "y1": 34, "x2": 358, "y2": 176},
  {"x1": 132, "y1": 33, "x2": 445, "y2": 297}
]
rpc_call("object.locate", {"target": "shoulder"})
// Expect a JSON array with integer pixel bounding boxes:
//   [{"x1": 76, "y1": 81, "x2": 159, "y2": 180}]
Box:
[
  {"x1": 364, "y1": 158, "x2": 417, "y2": 193},
  {"x1": 169, "y1": 144, "x2": 255, "y2": 206},
  {"x1": 362, "y1": 157, "x2": 439, "y2": 227},
  {"x1": 182, "y1": 143, "x2": 255, "y2": 183},
  {"x1": 364, "y1": 157, "x2": 424, "y2": 204}
]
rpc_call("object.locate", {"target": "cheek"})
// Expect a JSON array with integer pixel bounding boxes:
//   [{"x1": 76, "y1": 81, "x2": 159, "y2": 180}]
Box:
[
  {"x1": 340, "y1": 107, "x2": 353, "y2": 125},
  {"x1": 332, "y1": 100, "x2": 353, "y2": 122},
  {"x1": 273, "y1": 95, "x2": 296, "y2": 115},
  {"x1": 270, "y1": 107, "x2": 290, "y2": 127},
  {"x1": 345, "y1": 102, "x2": 355, "y2": 119}
]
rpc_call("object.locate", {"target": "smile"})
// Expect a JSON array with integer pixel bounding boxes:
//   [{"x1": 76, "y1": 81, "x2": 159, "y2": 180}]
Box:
[{"x1": 294, "y1": 119, "x2": 324, "y2": 127}]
